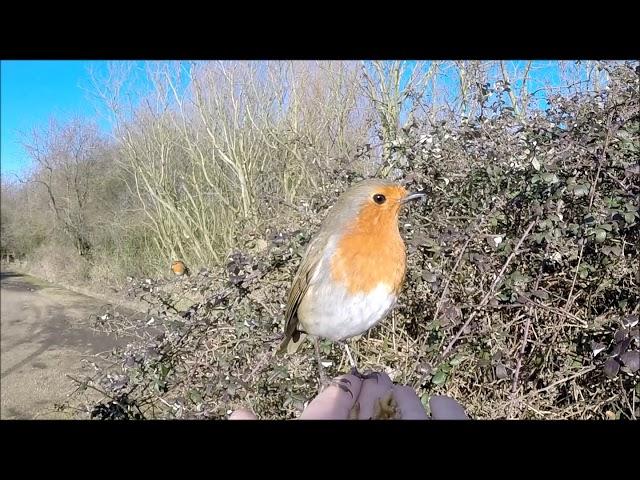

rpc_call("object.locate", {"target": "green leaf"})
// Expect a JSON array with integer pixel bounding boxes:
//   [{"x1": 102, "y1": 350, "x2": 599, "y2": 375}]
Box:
[
  {"x1": 450, "y1": 354, "x2": 464, "y2": 366},
  {"x1": 616, "y1": 129, "x2": 632, "y2": 141},
  {"x1": 496, "y1": 290, "x2": 512, "y2": 301},
  {"x1": 573, "y1": 184, "x2": 589, "y2": 197},
  {"x1": 532, "y1": 232, "x2": 545, "y2": 244},
  {"x1": 532, "y1": 158, "x2": 541, "y2": 171},
  {"x1": 578, "y1": 266, "x2": 589, "y2": 279},
  {"x1": 539, "y1": 219, "x2": 552, "y2": 230},
  {"x1": 541, "y1": 173, "x2": 559, "y2": 184},
  {"x1": 431, "y1": 371, "x2": 447, "y2": 386},
  {"x1": 567, "y1": 223, "x2": 580, "y2": 235},
  {"x1": 624, "y1": 212, "x2": 636, "y2": 224},
  {"x1": 532, "y1": 290, "x2": 550, "y2": 300},
  {"x1": 422, "y1": 272, "x2": 437, "y2": 282},
  {"x1": 189, "y1": 389, "x2": 203, "y2": 404},
  {"x1": 157, "y1": 364, "x2": 170, "y2": 379},
  {"x1": 510, "y1": 271, "x2": 531, "y2": 285},
  {"x1": 595, "y1": 229, "x2": 607, "y2": 243}
]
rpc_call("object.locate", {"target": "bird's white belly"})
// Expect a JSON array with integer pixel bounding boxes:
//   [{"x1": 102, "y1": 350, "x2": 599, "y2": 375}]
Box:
[{"x1": 298, "y1": 282, "x2": 397, "y2": 341}]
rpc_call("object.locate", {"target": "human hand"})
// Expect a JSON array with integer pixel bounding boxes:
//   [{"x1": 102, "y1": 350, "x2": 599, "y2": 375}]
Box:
[{"x1": 229, "y1": 371, "x2": 468, "y2": 420}]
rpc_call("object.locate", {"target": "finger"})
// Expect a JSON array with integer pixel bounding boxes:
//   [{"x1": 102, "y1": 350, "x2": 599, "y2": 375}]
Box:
[
  {"x1": 429, "y1": 395, "x2": 468, "y2": 420},
  {"x1": 392, "y1": 385, "x2": 429, "y2": 420},
  {"x1": 354, "y1": 371, "x2": 394, "y2": 419},
  {"x1": 300, "y1": 373, "x2": 363, "y2": 419},
  {"x1": 229, "y1": 408, "x2": 258, "y2": 420}
]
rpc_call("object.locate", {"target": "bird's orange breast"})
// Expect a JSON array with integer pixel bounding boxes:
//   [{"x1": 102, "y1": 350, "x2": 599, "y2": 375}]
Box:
[
  {"x1": 172, "y1": 261, "x2": 185, "y2": 274},
  {"x1": 330, "y1": 205, "x2": 406, "y2": 295}
]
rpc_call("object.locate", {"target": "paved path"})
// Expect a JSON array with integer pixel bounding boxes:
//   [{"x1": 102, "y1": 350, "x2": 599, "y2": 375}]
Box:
[{"x1": 1, "y1": 270, "x2": 134, "y2": 419}]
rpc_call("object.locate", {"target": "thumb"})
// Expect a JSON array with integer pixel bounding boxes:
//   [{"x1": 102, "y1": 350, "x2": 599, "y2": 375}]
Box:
[
  {"x1": 429, "y1": 395, "x2": 468, "y2": 420},
  {"x1": 229, "y1": 407, "x2": 258, "y2": 420}
]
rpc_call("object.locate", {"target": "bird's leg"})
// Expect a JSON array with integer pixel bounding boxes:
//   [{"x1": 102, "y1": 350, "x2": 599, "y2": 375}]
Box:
[
  {"x1": 342, "y1": 341, "x2": 379, "y2": 382},
  {"x1": 315, "y1": 338, "x2": 353, "y2": 396},
  {"x1": 314, "y1": 337, "x2": 329, "y2": 387}
]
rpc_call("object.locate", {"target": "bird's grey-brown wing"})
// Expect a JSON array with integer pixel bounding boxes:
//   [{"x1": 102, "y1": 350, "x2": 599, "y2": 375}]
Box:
[{"x1": 277, "y1": 234, "x2": 326, "y2": 354}]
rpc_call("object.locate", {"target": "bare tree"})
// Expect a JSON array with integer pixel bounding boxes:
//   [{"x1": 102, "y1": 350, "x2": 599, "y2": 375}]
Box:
[
  {"x1": 20, "y1": 118, "x2": 105, "y2": 257},
  {"x1": 360, "y1": 60, "x2": 437, "y2": 176},
  {"x1": 89, "y1": 61, "x2": 372, "y2": 268}
]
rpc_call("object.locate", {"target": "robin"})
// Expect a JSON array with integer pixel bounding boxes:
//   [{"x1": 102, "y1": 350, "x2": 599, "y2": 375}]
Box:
[
  {"x1": 171, "y1": 260, "x2": 189, "y2": 277},
  {"x1": 277, "y1": 178, "x2": 426, "y2": 384}
]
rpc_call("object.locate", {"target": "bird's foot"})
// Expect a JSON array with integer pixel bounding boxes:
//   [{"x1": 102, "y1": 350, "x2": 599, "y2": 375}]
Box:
[
  {"x1": 349, "y1": 367, "x2": 380, "y2": 383},
  {"x1": 322, "y1": 375, "x2": 355, "y2": 399}
]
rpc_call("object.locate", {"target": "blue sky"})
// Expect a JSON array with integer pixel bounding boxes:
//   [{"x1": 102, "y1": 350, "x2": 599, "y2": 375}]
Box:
[
  {"x1": 1, "y1": 60, "x2": 611, "y2": 179},
  {"x1": 1, "y1": 60, "x2": 112, "y2": 176},
  {"x1": 1, "y1": 60, "x2": 198, "y2": 178}
]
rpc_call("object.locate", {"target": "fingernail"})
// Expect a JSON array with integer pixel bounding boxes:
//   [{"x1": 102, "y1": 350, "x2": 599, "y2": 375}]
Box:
[{"x1": 229, "y1": 408, "x2": 257, "y2": 420}]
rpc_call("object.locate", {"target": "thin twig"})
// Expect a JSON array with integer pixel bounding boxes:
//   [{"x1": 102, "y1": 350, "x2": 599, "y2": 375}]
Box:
[
  {"x1": 619, "y1": 377, "x2": 636, "y2": 420},
  {"x1": 518, "y1": 292, "x2": 587, "y2": 326},
  {"x1": 441, "y1": 220, "x2": 536, "y2": 359},
  {"x1": 511, "y1": 309, "x2": 535, "y2": 399},
  {"x1": 66, "y1": 374, "x2": 115, "y2": 401},
  {"x1": 565, "y1": 242, "x2": 585, "y2": 312},
  {"x1": 511, "y1": 366, "x2": 596, "y2": 402},
  {"x1": 432, "y1": 237, "x2": 471, "y2": 323},
  {"x1": 246, "y1": 335, "x2": 283, "y2": 381},
  {"x1": 565, "y1": 111, "x2": 614, "y2": 311}
]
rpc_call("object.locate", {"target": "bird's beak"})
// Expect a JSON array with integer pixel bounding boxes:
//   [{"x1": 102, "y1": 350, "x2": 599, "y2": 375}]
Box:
[{"x1": 401, "y1": 191, "x2": 427, "y2": 204}]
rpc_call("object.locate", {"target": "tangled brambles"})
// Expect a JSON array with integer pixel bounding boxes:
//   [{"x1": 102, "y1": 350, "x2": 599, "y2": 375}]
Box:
[{"x1": 69, "y1": 63, "x2": 638, "y2": 420}]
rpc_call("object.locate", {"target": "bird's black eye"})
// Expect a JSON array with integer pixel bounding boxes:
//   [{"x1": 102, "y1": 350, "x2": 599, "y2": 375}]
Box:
[{"x1": 373, "y1": 193, "x2": 386, "y2": 204}]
